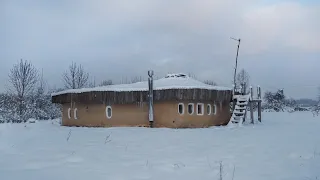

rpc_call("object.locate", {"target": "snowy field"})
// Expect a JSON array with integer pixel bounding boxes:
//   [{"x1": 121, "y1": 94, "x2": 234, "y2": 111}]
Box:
[{"x1": 0, "y1": 112, "x2": 319, "y2": 180}]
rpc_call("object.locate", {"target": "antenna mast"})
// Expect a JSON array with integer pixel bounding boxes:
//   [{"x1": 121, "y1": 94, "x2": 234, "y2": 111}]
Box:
[{"x1": 231, "y1": 37, "x2": 241, "y2": 92}]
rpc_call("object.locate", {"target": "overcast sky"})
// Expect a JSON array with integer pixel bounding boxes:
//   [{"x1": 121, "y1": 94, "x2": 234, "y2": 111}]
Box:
[{"x1": 1, "y1": 0, "x2": 319, "y2": 99}]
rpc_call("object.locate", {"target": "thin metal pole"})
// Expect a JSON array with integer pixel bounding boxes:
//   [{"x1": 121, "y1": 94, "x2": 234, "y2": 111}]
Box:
[
  {"x1": 148, "y1": 70, "x2": 154, "y2": 127},
  {"x1": 231, "y1": 38, "x2": 241, "y2": 92}
]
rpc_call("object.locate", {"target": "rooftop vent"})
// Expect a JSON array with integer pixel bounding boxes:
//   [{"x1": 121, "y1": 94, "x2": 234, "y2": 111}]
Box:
[{"x1": 165, "y1": 73, "x2": 188, "y2": 78}]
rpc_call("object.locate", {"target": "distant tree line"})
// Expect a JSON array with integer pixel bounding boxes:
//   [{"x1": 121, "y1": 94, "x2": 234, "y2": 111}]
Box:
[
  {"x1": 0, "y1": 60, "x2": 148, "y2": 123},
  {"x1": 262, "y1": 89, "x2": 310, "y2": 112},
  {"x1": 2, "y1": 60, "x2": 317, "y2": 123},
  {"x1": 311, "y1": 88, "x2": 320, "y2": 116}
]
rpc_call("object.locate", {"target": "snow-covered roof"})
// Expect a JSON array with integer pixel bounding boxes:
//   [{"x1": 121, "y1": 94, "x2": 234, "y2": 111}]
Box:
[{"x1": 52, "y1": 73, "x2": 231, "y2": 96}]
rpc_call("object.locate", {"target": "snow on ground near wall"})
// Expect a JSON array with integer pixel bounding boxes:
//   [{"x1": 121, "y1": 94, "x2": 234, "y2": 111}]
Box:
[{"x1": 0, "y1": 112, "x2": 319, "y2": 180}]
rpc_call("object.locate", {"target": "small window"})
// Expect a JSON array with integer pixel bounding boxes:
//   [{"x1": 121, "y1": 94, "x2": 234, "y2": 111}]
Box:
[
  {"x1": 106, "y1": 106, "x2": 112, "y2": 119},
  {"x1": 67, "y1": 108, "x2": 71, "y2": 119},
  {"x1": 197, "y1": 103, "x2": 204, "y2": 115},
  {"x1": 212, "y1": 104, "x2": 217, "y2": 115},
  {"x1": 188, "y1": 103, "x2": 194, "y2": 115},
  {"x1": 178, "y1": 103, "x2": 184, "y2": 115},
  {"x1": 207, "y1": 104, "x2": 212, "y2": 115},
  {"x1": 74, "y1": 108, "x2": 78, "y2": 120}
]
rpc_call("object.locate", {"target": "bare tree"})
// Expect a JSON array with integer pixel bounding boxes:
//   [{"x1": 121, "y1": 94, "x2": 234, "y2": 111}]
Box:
[
  {"x1": 187, "y1": 72, "x2": 197, "y2": 79},
  {"x1": 63, "y1": 62, "x2": 89, "y2": 89},
  {"x1": 312, "y1": 87, "x2": 320, "y2": 116},
  {"x1": 99, "y1": 80, "x2": 113, "y2": 86},
  {"x1": 37, "y1": 69, "x2": 47, "y2": 95},
  {"x1": 8, "y1": 59, "x2": 39, "y2": 119},
  {"x1": 131, "y1": 76, "x2": 144, "y2": 83},
  {"x1": 236, "y1": 69, "x2": 250, "y2": 93},
  {"x1": 203, "y1": 80, "x2": 217, "y2": 86}
]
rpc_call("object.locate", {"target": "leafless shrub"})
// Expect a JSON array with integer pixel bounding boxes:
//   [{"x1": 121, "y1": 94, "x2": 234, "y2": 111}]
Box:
[
  {"x1": 219, "y1": 161, "x2": 223, "y2": 180},
  {"x1": 66, "y1": 129, "x2": 72, "y2": 141},
  {"x1": 232, "y1": 165, "x2": 236, "y2": 180},
  {"x1": 206, "y1": 156, "x2": 213, "y2": 169},
  {"x1": 104, "y1": 134, "x2": 112, "y2": 144}
]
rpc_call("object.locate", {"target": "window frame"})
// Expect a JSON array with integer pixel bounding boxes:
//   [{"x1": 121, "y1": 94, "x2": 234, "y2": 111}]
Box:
[
  {"x1": 207, "y1": 104, "x2": 212, "y2": 115},
  {"x1": 178, "y1": 103, "x2": 184, "y2": 115},
  {"x1": 187, "y1": 103, "x2": 194, "y2": 115},
  {"x1": 106, "y1": 106, "x2": 112, "y2": 119},
  {"x1": 74, "y1": 108, "x2": 78, "y2": 120},
  {"x1": 67, "y1": 108, "x2": 71, "y2": 119},
  {"x1": 196, "y1": 103, "x2": 204, "y2": 116},
  {"x1": 212, "y1": 103, "x2": 217, "y2": 115}
]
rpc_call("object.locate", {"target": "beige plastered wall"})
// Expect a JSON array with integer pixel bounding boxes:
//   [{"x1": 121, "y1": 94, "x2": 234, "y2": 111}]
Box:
[{"x1": 61, "y1": 100, "x2": 231, "y2": 128}]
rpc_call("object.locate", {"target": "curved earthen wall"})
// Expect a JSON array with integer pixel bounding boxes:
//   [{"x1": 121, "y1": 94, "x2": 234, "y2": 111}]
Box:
[{"x1": 61, "y1": 100, "x2": 231, "y2": 128}]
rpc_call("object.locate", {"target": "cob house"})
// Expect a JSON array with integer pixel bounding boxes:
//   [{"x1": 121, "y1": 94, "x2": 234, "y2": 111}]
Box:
[{"x1": 51, "y1": 73, "x2": 233, "y2": 128}]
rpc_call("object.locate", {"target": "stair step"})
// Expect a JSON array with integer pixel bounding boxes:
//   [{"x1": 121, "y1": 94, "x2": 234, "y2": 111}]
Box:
[
  {"x1": 234, "y1": 109, "x2": 245, "y2": 113},
  {"x1": 235, "y1": 107, "x2": 247, "y2": 110},
  {"x1": 232, "y1": 116, "x2": 243, "y2": 120},
  {"x1": 228, "y1": 95, "x2": 249, "y2": 126},
  {"x1": 235, "y1": 106, "x2": 246, "y2": 110},
  {"x1": 237, "y1": 102, "x2": 248, "y2": 106}
]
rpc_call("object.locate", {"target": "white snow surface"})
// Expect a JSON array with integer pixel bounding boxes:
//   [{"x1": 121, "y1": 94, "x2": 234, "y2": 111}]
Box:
[
  {"x1": 51, "y1": 75, "x2": 231, "y2": 96},
  {"x1": 1, "y1": 112, "x2": 320, "y2": 180}
]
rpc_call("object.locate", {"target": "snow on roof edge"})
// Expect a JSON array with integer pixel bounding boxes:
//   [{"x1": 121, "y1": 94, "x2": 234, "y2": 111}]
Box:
[
  {"x1": 51, "y1": 86, "x2": 231, "y2": 96},
  {"x1": 51, "y1": 77, "x2": 232, "y2": 97}
]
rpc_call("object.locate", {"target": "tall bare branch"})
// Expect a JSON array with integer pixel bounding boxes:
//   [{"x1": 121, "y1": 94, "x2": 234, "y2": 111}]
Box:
[
  {"x1": 236, "y1": 69, "x2": 250, "y2": 93},
  {"x1": 99, "y1": 80, "x2": 113, "y2": 86},
  {"x1": 76, "y1": 64, "x2": 89, "y2": 88},
  {"x1": 63, "y1": 62, "x2": 89, "y2": 89}
]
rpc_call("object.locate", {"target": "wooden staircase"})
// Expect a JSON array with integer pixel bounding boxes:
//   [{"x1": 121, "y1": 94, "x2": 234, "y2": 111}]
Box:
[{"x1": 228, "y1": 94, "x2": 250, "y2": 126}]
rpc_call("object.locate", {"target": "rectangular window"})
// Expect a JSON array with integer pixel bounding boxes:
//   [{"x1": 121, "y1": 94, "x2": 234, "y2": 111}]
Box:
[
  {"x1": 212, "y1": 104, "x2": 216, "y2": 115},
  {"x1": 197, "y1": 103, "x2": 204, "y2": 115},
  {"x1": 188, "y1": 103, "x2": 194, "y2": 115},
  {"x1": 178, "y1": 103, "x2": 184, "y2": 115},
  {"x1": 207, "y1": 104, "x2": 212, "y2": 115}
]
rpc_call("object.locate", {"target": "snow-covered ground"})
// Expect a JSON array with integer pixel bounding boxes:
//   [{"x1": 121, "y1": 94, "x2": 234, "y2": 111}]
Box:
[{"x1": 0, "y1": 112, "x2": 319, "y2": 180}]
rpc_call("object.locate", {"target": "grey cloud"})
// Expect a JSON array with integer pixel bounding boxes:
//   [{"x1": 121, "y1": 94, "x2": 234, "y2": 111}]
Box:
[{"x1": 1, "y1": 0, "x2": 319, "y2": 99}]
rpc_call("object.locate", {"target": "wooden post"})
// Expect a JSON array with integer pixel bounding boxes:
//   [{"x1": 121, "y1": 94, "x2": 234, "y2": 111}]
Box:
[
  {"x1": 232, "y1": 84, "x2": 235, "y2": 116},
  {"x1": 258, "y1": 86, "x2": 262, "y2": 122},
  {"x1": 243, "y1": 107, "x2": 247, "y2": 123},
  {"x1": 232, "y1": 84, "x2": 235, "y2": 97},
  {"x1": 250, "y1": 86, "x2": 254, "y2": 124}
]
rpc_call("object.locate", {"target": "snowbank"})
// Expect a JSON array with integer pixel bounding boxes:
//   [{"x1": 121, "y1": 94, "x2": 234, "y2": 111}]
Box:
[{"x1": 0, "y1": 112, "x2": 319, "y2": 180}]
